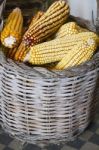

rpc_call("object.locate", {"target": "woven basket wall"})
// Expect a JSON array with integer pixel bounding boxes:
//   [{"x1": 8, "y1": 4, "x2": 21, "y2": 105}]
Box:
[{"x1": 0, "y1": 0, "x2": 99, "y2": 145}]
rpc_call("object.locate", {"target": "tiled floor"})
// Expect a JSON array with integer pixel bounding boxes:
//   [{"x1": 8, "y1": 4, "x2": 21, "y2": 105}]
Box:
[{"x1": 0, "y1": 107, "x2": 99, "y2": 150}]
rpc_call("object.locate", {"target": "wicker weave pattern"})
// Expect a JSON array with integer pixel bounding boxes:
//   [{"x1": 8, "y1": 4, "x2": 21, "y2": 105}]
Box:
[
  {"x1": 0, "y1": 0, "x2": 99, "y2": 145},
  {"x1": 0, "y1": 51, "x2": 99, "y2": 144}
]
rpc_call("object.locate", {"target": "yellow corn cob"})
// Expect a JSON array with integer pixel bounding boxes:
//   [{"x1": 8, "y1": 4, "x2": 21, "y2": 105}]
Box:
[
  {"x1": 14, "y1": 11, "x2": 44, "y2": 61},
  {"x1": 1, "y1": 7, "x2": 23, "y2": 48},
  {"x1": 54, "y1": 22, "x2": 88, "y2": 38},
  {"x1": 7, "y1": 11, "x2": 44, "y2": 60},
  {"x1": 5, "y1": 11, "x2": 16, "y2": 25},
  {"x1": 14, "y1": 42, "x2": 29, "y2": 61},
  {"x1": 29, "y1": 11, "x2": 44, "y2": 28},
  {"x1": 55, "y1": 22, "x2": 79, "y2": 38},
  {"x1": 22, "y1": 0, "x2": 70, "y2": 46},
  {"x1": 53, "y1": 38, "x2": 97, "y2": 70},
  {"x1": 23, "y1": 32, "x2": 99, "y2": 65}
]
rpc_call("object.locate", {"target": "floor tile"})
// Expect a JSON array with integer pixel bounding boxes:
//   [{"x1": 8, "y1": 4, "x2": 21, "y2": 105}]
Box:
[
  {"x1": 0, "y1": 133, "x2": 13, "y2": 145},
  {"x1": 67, "y1": 138, "x2": 85, "y2": 149},
  {"x1": 95, "y1": 116, "x2": 99, "y2": 124},
  {"x1": 0, "y1": 126, "x2": 3, "y2": 134},
  {"x1": 47, "y1": 144, "x2": 61, "y2": 150},
  {"x1": 79, "y1": 130, "x2": 93, "y2": 141},
  {"x1": 80, "y1": 142, "x2": 99, "y2": 150},
  {"x1": 88, "y1": 122, "x2": 99, "y2": 132},
  {"x1": 23, "y1": 144, "x2": 41, "y2": 150},
  {"x1": 89, "y1": 134, "x2": 99, "y2": 145},
  {"x1": 9, "y1": 139, "x2": 24, "y2": 150},
  {"x1": 96, "y1": 128, "x2": 99, "y2": 135},
  {"x1": 0, "y1": 143, "x2": 5, "y2": 150},
  {"x1": 61, "y1": 145, "x2": 77, "y2": 150},
  {"x1": 3, "y1": 147, "x2": 13, "y2": 150}
]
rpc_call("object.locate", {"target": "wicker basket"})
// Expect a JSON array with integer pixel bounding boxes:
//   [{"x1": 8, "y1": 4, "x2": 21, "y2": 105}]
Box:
[{"x1": 0, "y1": 0, "x2": 99, "y2": 146}]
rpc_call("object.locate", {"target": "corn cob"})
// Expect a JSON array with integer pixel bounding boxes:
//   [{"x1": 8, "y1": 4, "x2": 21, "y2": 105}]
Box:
[
  {"x1": 22, "y1": 0, "x2": 70, "y2": 47},
  {"x1": 54, "y1": 22, "x2": 88, "y2": 38},
  {"x1": 14, "y1": 42, "x2": 29, "y2": 61},
  {"x1": 7, "y1": 11, "x2": 44, "y2": 60},
  {"x1": 14, "y1": 11, "x2": 44, "y2": 61},
  {"x1": 7, "y1": 47, "x2": 18, "y2": 59},
  {"x1": 1, "y1": 7, "x2": 23, "y2": 49},
  {"x1": 55, "y1": 22, "x2": 79, "y2": 38},
  {"x1": 53, "y1": 38, "x2": 97, "y2": 70},
  {"x1": 5, "y1": 10, "x2": 16, "y2": 24},
  {"x1": 24, "y1": 32, "x2": 99, "y2": 65},
  {"x1": 29, "y1": 11, "x2": 44, "y2": 28}
]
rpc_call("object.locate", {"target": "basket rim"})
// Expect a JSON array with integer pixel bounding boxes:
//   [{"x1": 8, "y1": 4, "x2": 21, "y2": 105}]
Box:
[{"x1": 0, "y1": 50, "x2": 99, "y2": 79}]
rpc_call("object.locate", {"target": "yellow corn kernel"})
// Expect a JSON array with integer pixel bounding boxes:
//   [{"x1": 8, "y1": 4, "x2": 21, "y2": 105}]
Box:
[
  {"x1": 54, "y1": 22, "x2": 89, "y2": 38},
  {"x1": 1, "y1": 7, "x2": 23, "y2": 48},
  {"x1": 14, "y1": 11, "x2": 44, "y2": 61},
  {"x1": 23, "y1": 32, "x2": 98, "y2": 65},
  {"x1": 53, "y1": 38, "x2": 97, "y2": 70},
  {"x1": 23, "y1": 0, "x2": 70, "y2": 46},
  {"x1": 29, "y1": 11, "x2": 44, "y2": 29}
]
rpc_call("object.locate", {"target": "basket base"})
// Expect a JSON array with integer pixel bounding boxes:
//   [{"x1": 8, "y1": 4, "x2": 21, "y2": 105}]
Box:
[{"x1": 0, "y1": 121, "x2": 90, "y2": 146}]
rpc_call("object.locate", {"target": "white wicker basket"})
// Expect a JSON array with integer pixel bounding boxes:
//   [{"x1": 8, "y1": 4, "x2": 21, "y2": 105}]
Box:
[
  {"x1": 0, "y1": 0, "x2": 99, "y2": 146},
  {"x1": 0, "y1": 50, "x2": 99, "y2": 145}
]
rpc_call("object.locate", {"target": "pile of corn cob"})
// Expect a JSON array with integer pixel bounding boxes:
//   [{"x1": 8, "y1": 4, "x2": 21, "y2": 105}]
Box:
[{"x1": 1, "y1": 0, "x2": 99, "y2": 70}]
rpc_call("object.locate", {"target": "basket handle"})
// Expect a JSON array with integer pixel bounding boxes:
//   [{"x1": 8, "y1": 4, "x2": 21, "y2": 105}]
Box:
[
  {"x1": 0, "y1": 0, "x2": 6, "y2": 17},
  {"x1": 96, "y1": 0, "x2": 99, "y2": 33},
  {"x1": 0, "y1": 0, "x2": 6, "y2": 31}
]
